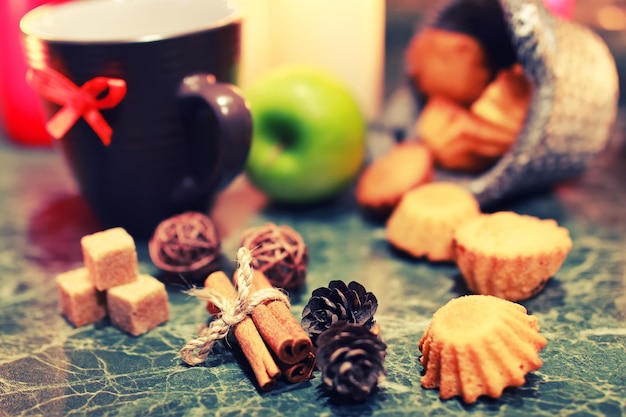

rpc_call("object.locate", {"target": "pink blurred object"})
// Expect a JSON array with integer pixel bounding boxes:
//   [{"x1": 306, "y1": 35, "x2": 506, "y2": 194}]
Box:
[
  {"x1": 0, "y1": 0, "x2": 62, "y2": 147},
  {"x1": 543, "y1": 0, "x2": 575, "y2": 19}
]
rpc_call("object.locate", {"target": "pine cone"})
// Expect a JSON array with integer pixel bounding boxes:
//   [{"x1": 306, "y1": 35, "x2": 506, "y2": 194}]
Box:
[
  {"x1": 316, "y1": 322, "x2": 387, "y2": 402},
  {"x1": 301, "y1": 280, "x2": 378, "y2": 346}
]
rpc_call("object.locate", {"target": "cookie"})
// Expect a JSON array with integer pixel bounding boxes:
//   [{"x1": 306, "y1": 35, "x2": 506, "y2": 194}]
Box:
[
  {"x1": 416, "y1": 95, "x2": 516, "y2": 173},
  {"x1": 471, "y1": 64, "x2": 532, "y2": 134},
  {"x1": 356, "y1": 141, "x2": 433, "y2": 215},
  {"x1": 405, "y1": 28, "x2": 493, "y2": 105}
]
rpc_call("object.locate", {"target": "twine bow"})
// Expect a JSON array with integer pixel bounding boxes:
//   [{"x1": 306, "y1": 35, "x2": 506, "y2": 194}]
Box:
[
  {"x1": 180, "y1": 247, "x2": 290, "y2": 365},
  {"x1": 26, "y1": 67, "x2": 127, "y2": 146}
]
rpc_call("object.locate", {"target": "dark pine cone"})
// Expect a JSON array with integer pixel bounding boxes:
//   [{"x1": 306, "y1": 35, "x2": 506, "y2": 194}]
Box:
[
  {"x1": 316, "y1": 322, "x2": 387, "y2": 402},
  {"x1": 301, "y1": 280, "x2": 377, "y2": 346}
]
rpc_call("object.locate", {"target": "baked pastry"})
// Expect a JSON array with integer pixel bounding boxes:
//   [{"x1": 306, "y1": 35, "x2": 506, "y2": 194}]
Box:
[
  {"x1": 356, "y1": 141, "x2": 433, "y2": 216},
  {"x1": 471, "y1": 64, "x2": 532, "y2": 134},
  {"x1": 386, "y1": 182, "x2": 481, "y2": 262},
  {"x1": 416, "y1": 95, "x2": 517, "y2": 173},
  {"x1": 419, "y1": 294, "x2": 548, "y2": 403},
  {"x1": 405, "y1": 28, "x2": 493, "y2": 105},
  {"x1": 453, "y1": 211, "x2": 572, "y2": 301}
]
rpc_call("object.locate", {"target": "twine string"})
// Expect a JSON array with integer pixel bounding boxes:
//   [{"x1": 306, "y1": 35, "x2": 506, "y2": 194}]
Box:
[{"x1": 180, "y1": 247, "x2": 290, "y2": 365}]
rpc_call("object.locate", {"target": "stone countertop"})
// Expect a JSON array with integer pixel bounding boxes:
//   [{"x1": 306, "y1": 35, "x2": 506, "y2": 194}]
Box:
[
  {"x1": 1, "y1": 112, "x2": 625, "y2": 417},
  {"x1": 1, "y1": 5, "x2": 626, "y2": 417}
]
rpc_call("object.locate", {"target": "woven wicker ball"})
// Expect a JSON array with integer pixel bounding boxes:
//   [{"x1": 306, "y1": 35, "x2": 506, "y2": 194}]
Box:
[
  {"x1": 240, "y1": 222, "x2": 308, "y2": 291},
  {"x1": 149, "y1": 212, "x2": 221, "y2": 282}
]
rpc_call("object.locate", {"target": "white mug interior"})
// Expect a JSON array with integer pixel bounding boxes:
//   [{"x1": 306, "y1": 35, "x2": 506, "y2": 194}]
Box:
[{"x1": 20, "y1": 0, "x2": 240, "y2": 43}]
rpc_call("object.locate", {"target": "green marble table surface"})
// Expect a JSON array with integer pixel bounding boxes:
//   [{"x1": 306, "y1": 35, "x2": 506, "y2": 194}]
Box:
[
  {"x1": 1, "y1": 108, "x2": 625, "y2": 417},
  {"x1": 2, "y1": 6, "x2": 626, "y2": 415}
]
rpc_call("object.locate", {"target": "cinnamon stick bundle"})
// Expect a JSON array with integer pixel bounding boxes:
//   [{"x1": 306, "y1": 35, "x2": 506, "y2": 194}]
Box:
[
  {"x1": 204, "y1": 271, "x2": 280, "y2": 391},
  {"x1": 235, "y1": 269, "x2": 313, "y2": 365},
  {"x1": 279, "y1": 351, "x2": 316, "y2": 383}
]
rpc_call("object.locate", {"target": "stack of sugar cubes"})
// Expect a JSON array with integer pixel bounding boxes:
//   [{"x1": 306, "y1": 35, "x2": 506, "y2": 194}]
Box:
[{"x1": 55, "y1": 227, "x2": 169, "y2": 336}]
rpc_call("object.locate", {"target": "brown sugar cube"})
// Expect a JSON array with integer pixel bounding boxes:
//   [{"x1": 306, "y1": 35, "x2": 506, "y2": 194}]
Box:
[
  {"x1": 471, "y1": 64, "x2": 533, "y2": 133},
  {"x1": 81, "y1": 227, "x2": 139, "y2": 291},
  {"x1": 405, "y1": 28, "x2": 493, "y2": 105},
  {"x1": 356, "y1": 141, "x2": 434, "y2": 216},
  {"x1": 56, "y1": 267, "x2": 107, "y2": 327},
  {"x1": 416, "y1": 96, "x2": 517, "y2": 173},
  {"x1": 106, "y1": 274, "x2": 169, "y2": 336}
]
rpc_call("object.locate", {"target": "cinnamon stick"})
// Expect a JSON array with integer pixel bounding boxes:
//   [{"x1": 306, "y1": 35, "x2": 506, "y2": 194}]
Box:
[
  {"x1": 234, "y1": 269, "x2": 313, "y2": 364},
  {"x1": 278, "y1": 351, "x2": 316, "y2": 383},
  {"x1": 204, "y1": 271, "x2": 280, "y2": 391}
]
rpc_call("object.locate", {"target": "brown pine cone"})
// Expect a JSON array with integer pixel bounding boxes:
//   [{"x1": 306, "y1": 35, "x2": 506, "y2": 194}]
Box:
[
  {"x1": 316, "y1": 322, "x2": 387, "y2": 402},
  {"x1": 301, "y1": 280, "x2": 378, "y2": 346}
]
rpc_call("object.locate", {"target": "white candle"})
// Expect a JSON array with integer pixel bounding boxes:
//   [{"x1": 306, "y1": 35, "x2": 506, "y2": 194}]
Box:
[
  {"x1": 234, "y1": 0, "x2": 271, "y2": 89},
  {"x1": 235, "y1": 0, "x2": 385, "y2": 121}
]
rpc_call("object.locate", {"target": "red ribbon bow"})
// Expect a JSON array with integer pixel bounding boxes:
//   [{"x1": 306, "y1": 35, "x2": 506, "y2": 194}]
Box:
[{"x1": 26, "y1": 67, "x2": 127, "y2": 146}]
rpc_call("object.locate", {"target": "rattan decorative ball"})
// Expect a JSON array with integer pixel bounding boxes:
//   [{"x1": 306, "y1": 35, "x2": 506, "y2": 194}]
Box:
[
  {"x1": 240, "y1": 222, "x2": 308, "y2": 291},
  {"x1": 149, "y1": 212, "x2": 221, "y2": 282}
]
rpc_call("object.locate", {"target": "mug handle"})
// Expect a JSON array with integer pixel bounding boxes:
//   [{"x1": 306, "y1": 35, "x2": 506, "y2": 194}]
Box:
[{"x1": 175, "y1": 73, "x2": 252, "y2": 204}]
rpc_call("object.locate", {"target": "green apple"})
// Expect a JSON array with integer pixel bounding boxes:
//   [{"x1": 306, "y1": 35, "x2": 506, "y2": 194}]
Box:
[{"x1": 244, "y1": 65, "x2": 367, "y2": 204}]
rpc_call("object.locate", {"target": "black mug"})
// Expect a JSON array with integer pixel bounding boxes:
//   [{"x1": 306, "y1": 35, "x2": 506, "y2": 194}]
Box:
[{"x1": 21, "y1": 0, "x2": 252, "y2": 237}]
